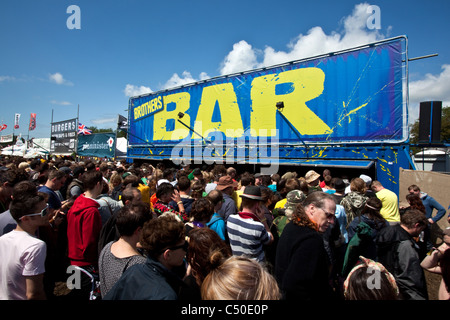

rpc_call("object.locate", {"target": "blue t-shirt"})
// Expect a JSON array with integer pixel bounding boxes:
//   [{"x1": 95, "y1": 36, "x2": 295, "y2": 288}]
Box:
[
  {"x1": 0, "y1": 210, "x2": 16, "y2": 236},
  {"x1": 38, "y1": 185, "x2": 62, "y2": 209}
]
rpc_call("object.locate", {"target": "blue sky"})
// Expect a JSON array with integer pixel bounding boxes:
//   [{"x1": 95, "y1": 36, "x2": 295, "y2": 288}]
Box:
[{"x1": 1, "y1": 0, "x2": 449, "y2": 140}]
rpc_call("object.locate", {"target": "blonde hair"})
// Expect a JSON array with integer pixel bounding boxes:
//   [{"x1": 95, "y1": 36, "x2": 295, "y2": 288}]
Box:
[{"x1": 201, "y1": 256, "x2": 281, "y2": 300}]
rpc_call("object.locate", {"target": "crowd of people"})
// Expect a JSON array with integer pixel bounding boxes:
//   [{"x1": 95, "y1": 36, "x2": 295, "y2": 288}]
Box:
[{"x1": 0, "y1": 156, "x2": 449, "y2": 301}]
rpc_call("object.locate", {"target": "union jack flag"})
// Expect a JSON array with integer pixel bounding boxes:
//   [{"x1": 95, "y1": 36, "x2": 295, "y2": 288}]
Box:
[{"x1": 78, "y1": 122, "x2": 92, "y2": 135}]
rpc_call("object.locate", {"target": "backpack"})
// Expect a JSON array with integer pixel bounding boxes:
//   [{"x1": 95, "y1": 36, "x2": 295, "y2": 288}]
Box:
[
  {"x1": 376, "y1": 238, "x2": 401, "y2": 277},
  {"x1": 97, "y1": 212, "x2": 120, "y2": 255},
  {"x1": 341, "y1": 221, "x2": 373, "y2": 277},
  {"x1": 207, "y1": 214, "x2": 230, "y2": 245},
  {"x1": 272, "y1": 208, "x2": 289, "y2": 237}
]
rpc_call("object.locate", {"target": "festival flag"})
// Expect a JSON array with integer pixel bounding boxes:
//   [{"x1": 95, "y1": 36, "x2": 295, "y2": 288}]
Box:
[
  {"x1": 0, "y1": 124, "x2": 6, "y2": 132},
  {"x1": 14, "y1": 113, "x2": 20, "y2": 129},
  {"x1": 117, "y1": 114, "x2": 128, "y2": 131},
  {"x1": 78, "y1": 122, "x2": 92, "y2": 135},
  {"x1": 29, "y1": 113, "x2": 36, "y2": 131}
]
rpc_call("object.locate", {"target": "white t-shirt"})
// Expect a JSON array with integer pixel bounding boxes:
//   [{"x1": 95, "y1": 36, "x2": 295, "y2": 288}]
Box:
[{"x1": 0, "y1": 230, "x2": 47, "y2": 300}]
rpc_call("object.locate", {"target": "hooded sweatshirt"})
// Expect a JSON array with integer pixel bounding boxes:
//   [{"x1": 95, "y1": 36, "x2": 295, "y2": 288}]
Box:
[
  {"x1": 67, "y1": 194, "x2": 102, "y2": 267},
  {"x1": 420, "y1": 192, "x2": 446, "y2": 222}
]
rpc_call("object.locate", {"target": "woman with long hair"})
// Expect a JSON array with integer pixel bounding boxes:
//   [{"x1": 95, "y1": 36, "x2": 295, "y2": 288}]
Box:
[
  {"x1": 180, "y1": 228, "x2": 231, "y2": 300},
  {"x1": 403, "y1": 193, "x2": 426, "y2": 214}
]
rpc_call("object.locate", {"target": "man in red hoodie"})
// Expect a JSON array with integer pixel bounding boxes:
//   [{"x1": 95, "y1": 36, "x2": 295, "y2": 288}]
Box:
[{"x1": 67, "y1": 170, "x2": 103, "y2": 300}]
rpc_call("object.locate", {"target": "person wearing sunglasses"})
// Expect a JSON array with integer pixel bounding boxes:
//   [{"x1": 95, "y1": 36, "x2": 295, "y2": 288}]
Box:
[
  {"x1": 275, "y1": 191, "x2": 337, "y2": 301},
  {"x1": 0, "y1": 192, "x2": 49, "y2": 300},
  {"x1": 104, "y1": 215, "x2": 187, "y2": 300}
]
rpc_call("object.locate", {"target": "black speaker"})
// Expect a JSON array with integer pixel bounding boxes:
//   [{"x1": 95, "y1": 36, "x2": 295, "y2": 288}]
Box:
[{"x1": 418, "y1": 101, "x2": 442, "y2": 143}]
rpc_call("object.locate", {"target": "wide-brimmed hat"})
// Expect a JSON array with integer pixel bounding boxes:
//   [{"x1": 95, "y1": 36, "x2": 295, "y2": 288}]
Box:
[
  {"x1": 239, "y1": 185, "x2": 263, "y2": 201},
  {"x1": 305, "y1": 170, "x2": 320, "y2": 183},
  {"x1": 216, "y1": 175, "x2": 238, "y2": 191}
]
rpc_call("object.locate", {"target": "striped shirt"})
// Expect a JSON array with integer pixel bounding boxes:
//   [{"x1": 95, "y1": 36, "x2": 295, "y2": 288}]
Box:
[{"x1": 226, "y1": 213, "x2": 271, "y2": 262}]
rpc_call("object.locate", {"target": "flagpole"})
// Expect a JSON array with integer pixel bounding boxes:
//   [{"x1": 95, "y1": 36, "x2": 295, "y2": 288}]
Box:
[
  {"x1": 12, "y1": 115, "x2": 14, "y2": 155},
  {"x1": 51, "y1": 109, "x2": 53, "y2": 139},
  {"x1": 27, "y1": 113, "x2": 30, "y2": 148},
  {"x1": 114, "y1": 114, "x2": 118, "y2": 160},
  {"x1": 76, "y1": 104, "x2": 79, "y2": 160}
]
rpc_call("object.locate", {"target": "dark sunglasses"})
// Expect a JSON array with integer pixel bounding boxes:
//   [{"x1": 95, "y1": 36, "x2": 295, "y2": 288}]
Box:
[{"x1": 166, "y1": 241, "x2": 188, "y2": 252}]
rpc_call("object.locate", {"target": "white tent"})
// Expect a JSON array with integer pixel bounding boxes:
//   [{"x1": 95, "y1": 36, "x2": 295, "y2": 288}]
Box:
[
  {"x1": 115, "y1": 137, "x2": 127, "y2": 158},
  {"x1": 1, "y1": 137, "x2": 50, "y2": 158},
  {"x1": 24, "y1": 138, "x2": 50, "y2": 158},
  {"x1": 1, "y1": 144, "x2": 27, "y2": 156},
  {"x1": 1, "y1": 137, "x2": 27, "y2": 156},
  {"x1": 413, "y1": 148, "x2": 450, "y2": 172},
  {"x1": 23, "y1": 148, "x2": 48, "y2": 158}
]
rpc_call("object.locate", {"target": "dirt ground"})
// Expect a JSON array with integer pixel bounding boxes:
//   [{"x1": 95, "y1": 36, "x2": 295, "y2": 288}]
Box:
[{"x1": 425, "y1": 270, "x2": 442, "y2": 300}]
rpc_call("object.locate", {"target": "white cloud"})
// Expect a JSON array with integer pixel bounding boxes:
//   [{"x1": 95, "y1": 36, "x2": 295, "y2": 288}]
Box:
[
  {"x1": 408, "y1": 64, "x2": 450, "y2": 123},
  {"x1": 91, "y1": 117, "x2": 116, "y2": 125},
  {"x1": 219, "y1": 2, "x2": 386, "y2": 75},
  {"x1": 162, "y1": 71, "x2": 211, "y2": 90},
  {"x1": 125, "y1": 71, "x2": 211, "y2": 94},
  {"x1": 50, "y1": 100, "x2": 72, "y2": 106},
  {"x1": 49, "y1": 72, "x2": 73, "y2": 86},
  {"x1": 199, "y1": 72, "x2": 210, "y2": 81},
  {"x1": 124, "y1": 84, "x2": 152, "y2": 97},
  {"x1": 219, "y1": 40, "x2": 259, "y2": 75},
  {"x1": 0, "y1": 75, "x2": 16, "y2": 82}
]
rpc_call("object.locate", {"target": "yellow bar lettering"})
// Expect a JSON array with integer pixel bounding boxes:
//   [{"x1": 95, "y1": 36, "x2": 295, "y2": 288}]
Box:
[
  {"x1": 250, "y1": 68, "x2": 330, "y2": 136},
  {"x1": 194, "y1": 83, "x2": 244, "y2": 138},
  {"x1": 153, "y1": 92, "x2": 191, "y2": 141}
]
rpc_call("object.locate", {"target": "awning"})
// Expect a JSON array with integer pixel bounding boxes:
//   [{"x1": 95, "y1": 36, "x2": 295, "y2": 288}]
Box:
[
  {"x1": 128, "y1": 153, "x2": 375, "y2": 169},
  {"x1": 273, "y1": 158, "x2": 375, "y2": 169}
]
